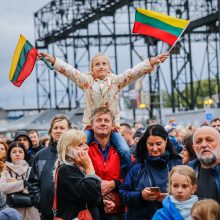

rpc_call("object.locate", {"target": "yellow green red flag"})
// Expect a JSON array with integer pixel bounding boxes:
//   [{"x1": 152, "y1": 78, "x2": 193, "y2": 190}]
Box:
[
  {"x1": 133, "y1": 8, "x2": 190, "y2": 46},
  {"x1": 9, "y1": 34, "x2": 38, "y2": 87}
]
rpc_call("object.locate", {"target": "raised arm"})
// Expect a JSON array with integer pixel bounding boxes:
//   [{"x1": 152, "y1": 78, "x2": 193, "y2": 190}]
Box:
[
  {"x1": 38, "y1": 52, "x2": 90, "y2": 89},
  {"x1": 115, "y1": 52, "x2": 169, "y2": 89}
]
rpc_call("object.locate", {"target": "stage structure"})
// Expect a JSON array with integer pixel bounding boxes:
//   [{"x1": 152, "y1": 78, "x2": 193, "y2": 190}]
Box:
[{"x1": 34, "y1": 0, "x2": 220, "y2": 121}]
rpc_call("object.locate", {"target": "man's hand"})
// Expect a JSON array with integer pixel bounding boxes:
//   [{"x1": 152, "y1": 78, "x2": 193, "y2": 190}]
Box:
[{"x1": 101, "y1": 180, "x2": 115, "y2": 196}]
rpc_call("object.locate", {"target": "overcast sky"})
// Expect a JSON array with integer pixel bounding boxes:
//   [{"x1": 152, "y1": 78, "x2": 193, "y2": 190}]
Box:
[
  {"x1": 0, "y1": 1, "x2": 50, "y2": 109},
  {"x1": 0, "y1": 1, "x2": 210, "y2": 111}
]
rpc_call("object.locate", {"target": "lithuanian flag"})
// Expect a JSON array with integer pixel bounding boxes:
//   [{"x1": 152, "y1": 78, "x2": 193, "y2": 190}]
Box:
[
  {"x1": 133, "y1": 8, "x2": 190, "y2": 46},
  {"x1": 9, "y1": 34, "x2": 38, "y2": 87}
]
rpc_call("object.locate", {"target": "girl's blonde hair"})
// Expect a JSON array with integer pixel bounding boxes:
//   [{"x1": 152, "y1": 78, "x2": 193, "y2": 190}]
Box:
[
  {"x1": 54, "y1": 129, "x2": 87, "y2": 171},
  {"x1": 168, "y1": 165, "x2": 197, "y2": 193},
  {"x1": 191, "y1": 199, "x2": 220, "y2": 220},
  {"x1": 90, "y1": 53, "x2": 110, "y2": 72}
]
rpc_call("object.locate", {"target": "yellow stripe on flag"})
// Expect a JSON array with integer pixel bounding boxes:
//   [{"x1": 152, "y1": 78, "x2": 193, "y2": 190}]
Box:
[
  {"x1": 9, "y1": 34, "x2": 27, "y2": 80},
  {"x1": 137, "y1": 8, "x2": 190, "y2": 29}
]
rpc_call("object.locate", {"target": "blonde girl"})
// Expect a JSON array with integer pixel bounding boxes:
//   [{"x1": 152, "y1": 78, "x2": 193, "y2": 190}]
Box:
[
  {"x1": 152, "y1": 165, "x2": 198, "y2": 220},
  {"x1": 39, "y1": 51, "x2": 169, "y2": 176},
  {"x1": 191, "y1": 199, "x2": 220, "y2": 220}
]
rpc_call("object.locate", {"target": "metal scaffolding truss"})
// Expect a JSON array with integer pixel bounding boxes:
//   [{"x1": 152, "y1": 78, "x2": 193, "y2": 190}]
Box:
[{"x1": 34, "y1": 0, "x2": 220, "y2": 121}]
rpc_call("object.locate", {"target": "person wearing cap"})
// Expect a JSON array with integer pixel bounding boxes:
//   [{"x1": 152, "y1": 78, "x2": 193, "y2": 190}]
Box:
[{"x1": 14, "y1": 131, "x2": 34, "y2": 166}]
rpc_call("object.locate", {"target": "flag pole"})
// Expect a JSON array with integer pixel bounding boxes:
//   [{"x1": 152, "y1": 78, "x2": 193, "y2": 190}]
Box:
[
  {"x1": 168, "y1": 20, "x2": 191, "y2": 53},
  {"x1": 149, "y1": 20, "x2": 190, "y2": 76},
  {"x1": 41, "y1": 57, "x2": 54, "y2": 70}
]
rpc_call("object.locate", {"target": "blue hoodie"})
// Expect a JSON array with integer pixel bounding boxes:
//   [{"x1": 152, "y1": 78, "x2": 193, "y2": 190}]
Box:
[{"x1": 152, "y1": 196, "x2": 184, "y2": 220}]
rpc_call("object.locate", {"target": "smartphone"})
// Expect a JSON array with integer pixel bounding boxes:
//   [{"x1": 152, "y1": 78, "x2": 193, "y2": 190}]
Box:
[
  {"x1": 66, "y1": 148, "x2": 79, "y2": 159},
  {"x1": 150, "y1": 187, "x2": 160, "y2": 192}
]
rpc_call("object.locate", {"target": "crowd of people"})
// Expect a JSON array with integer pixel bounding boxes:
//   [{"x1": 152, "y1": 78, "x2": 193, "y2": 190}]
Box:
[
  {"x1": 0, "y1": 113, "x2": 219, "y2": 220},
  {"x1": 0, "y1": 51, "x2": 219, "y2": 220}
]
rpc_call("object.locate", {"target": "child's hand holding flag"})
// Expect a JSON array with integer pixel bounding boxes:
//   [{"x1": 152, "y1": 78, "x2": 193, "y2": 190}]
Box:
[{"x1": 9, "y1": 34, "x2": 53, "y2": 87}]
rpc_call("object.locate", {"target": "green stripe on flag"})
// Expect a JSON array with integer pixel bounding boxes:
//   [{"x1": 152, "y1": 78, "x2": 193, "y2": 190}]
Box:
[
  {"x1": 136, "y1": 11, "x2": 183, "y2": 37},
  {"x1": 11, "y1": 41, "x2": 33, "y2": 82}
]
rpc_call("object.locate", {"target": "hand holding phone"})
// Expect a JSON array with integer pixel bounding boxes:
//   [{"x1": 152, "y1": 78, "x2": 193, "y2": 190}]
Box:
[{"x1": 150, "y1": 187, "x2": 160, "y2": 193}]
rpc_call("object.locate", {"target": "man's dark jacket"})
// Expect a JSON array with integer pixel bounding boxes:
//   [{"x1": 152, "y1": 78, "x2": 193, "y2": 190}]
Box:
[
  {"x1": 28, "y1": 141, "x2": 57, "y2": 219},
  {"x1": 189, "y1": 159, "x2": 220, "y2": 202}
]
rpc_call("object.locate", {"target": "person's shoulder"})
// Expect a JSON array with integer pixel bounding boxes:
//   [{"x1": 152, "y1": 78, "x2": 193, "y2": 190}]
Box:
[
  {"x1": 128, "y1": 161, "x2": 143, "y2": 171},
  {"x1": 152, "y1": 208, "x2": 169, "y2": 220},
  {"x1": 108, "y1": 72, "x2": 119, "y2": 80},
  {"x1": 35, "y1": 146, "x2": 52, "y2": 158},
  {"x1": 152, "y1": 196, "x2": 174, "y2": 220},
  {"x1": 38, "y1": 146, "x2": 50, "y2": 154},
  {"x1": 58, "y1": 164, "x2": 82, "y2": 178},
  {"x1": 188, "y1": 159, "x2": 200, "y2": 168},
  {"x1": 58, "y1": 164, "x2": 79, "y2": 173},
  {"x1": 168, "y1": 153, "x2": 182, "y2": 164}
]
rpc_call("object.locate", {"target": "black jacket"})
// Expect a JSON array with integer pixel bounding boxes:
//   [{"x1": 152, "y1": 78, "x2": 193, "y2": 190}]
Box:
[
  {"x1": 189, "y1": 159, "x2": 220, "y2": 203},
  {"x1": 28, "y1": 141, "x2": 57, "y2": 219},
  {"x1": 56, "y1": 164, "x2": 103, "y2": 220}
]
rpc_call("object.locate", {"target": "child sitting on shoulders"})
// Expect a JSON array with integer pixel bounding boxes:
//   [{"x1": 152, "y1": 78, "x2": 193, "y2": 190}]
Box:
[
  {"x1": 38, "y1": 51, "x2": 169, "y2": 176},
  {"x1": 152, "y1": 165, "x2": 198, "y2": 220}
]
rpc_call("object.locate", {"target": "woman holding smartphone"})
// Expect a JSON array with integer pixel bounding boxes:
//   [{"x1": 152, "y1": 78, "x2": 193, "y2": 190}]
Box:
[
  {"x1": 53, "y1": 129, "x2": 114, "y2": 220},
  {"x1": 119, "y1": 125, "x2": 182, "y2": 220}
]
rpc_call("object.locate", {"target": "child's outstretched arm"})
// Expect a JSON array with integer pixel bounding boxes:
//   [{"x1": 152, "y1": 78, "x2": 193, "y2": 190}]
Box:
[
  {"x1": 115, "y1": 52, "x2": 169, "y2": 89},
  {"x1": 38, "y1": 52, "x2": 56, "y2": 65},
  {"x1": 149, "y1": 52, "x2": 169, "y2": 67},
  {"x1": 38, "y1": 52, "x2": 89, "y2": 89}
]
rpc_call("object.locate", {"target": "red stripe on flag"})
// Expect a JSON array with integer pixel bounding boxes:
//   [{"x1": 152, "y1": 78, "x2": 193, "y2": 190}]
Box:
[
  {"x1": 133, "y1": 21, "x2": 178, "y2": 46},
  {"x1": 13, "y1": 48, "x2": 38, "y2": 87}
]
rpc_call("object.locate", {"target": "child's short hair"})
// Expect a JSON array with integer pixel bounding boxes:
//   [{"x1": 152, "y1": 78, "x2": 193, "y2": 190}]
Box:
[
  {"x1": 191, "y1": 199, "x2": 220, "y2": 220},
  {"x1": 168, "y1": 165, "x2": 197, "y2": 193},
  {"x1": 90, "y1": 53, "x2": 110, "y2": 70}
]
